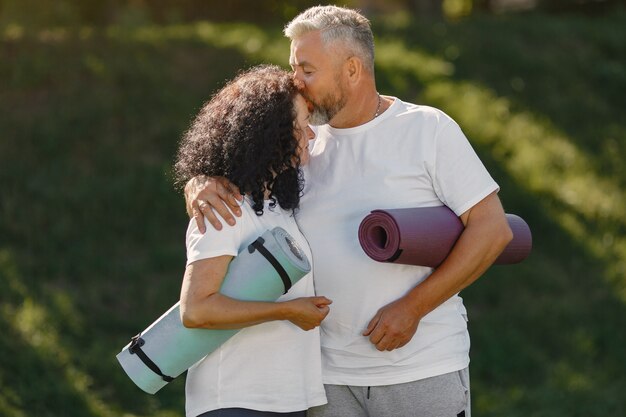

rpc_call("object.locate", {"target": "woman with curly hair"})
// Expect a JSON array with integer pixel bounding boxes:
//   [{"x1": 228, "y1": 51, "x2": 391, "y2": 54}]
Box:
[{"x1": 173, "y1": 65, "x2": 330, "y2": 417}]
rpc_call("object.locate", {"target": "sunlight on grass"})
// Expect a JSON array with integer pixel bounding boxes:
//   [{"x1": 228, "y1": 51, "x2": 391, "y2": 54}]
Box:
[
  {"x1": 0, "y1": 249, "x2": 117, "y2": 417},
  {"x1": 6, "y1": 15, "x2": 624, "y2": 331},
  {"x1": 426, "y1": 82, "x2": 624, "y2": 225},
  {"x1": 372, "y1": 38, "x2": 626, "y2": 303},
  {"x1": 1, "y1": 243, "x2": 180, "y2": 416},
  {"x1": 423, "y1": 81, "x2": 626, "y2": 298},
  {"x1": 376, "y1": 38, "x2": 454, "y2": 81},
  {"x1": 443, "y1": 0, "x2": 474, "y2": 19},
  {"x1": 7, "y1": 298, "x2": 117, "y2": 417},
  {"x1": 551, "y1": 361, "x2": 593, "y2": 392},
  {"x1": 473, "y1": 385, "x2": 524, "y2": 414},
  {"x1": 83, "y1": 54, "x2": 106, "y2": 78},
  {"x1": 0, "y1": 388, "x2": 25, "y2": 417},
  {"x1": 2, "y1": 24, "x2": 72, "y2": 43},
  {"x1": 0, "y1": 252, "x2": 27, "y2": 417},
  {"x1": 105, "y1": 22, "x2": 289, "y2": 65},
  {"x1": 2, "y1": 23, "x2": 24, "y2": 41},
  {"x1": 3, "y1": 21, "x2": 290, "y2": 67},
  {"x1": 3, "y1": 18, "x2": 625, "y2": 416}
]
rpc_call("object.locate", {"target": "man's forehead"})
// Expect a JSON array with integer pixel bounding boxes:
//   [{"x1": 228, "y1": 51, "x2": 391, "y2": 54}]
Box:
[
  {"x1": 289, "y1": 54, "x2": 312, "y2": 67},
  {"x1": 289, "y1": 31, "x2": 325, "y2": 64},
  {"x1": 289, "y1": 51, "x2": 311, "y2": 67}
]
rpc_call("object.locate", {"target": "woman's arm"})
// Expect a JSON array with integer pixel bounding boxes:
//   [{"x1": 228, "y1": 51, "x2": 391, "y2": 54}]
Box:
[{"x1": 180, "y1": 255, "x2": 331, "y2": 331}]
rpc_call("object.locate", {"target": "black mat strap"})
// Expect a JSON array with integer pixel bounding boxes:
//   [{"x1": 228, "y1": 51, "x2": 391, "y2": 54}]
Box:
[
  {"x1": 248, "y1": 236, "x2": 291, "y2": 294},
  {"x1": 128, "y1": 334, "x2": 174, "y2": 382}
]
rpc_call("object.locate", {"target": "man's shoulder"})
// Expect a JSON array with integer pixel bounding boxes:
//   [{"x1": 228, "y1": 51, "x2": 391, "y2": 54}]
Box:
[{"x1": 393, "y1": 99, "x2": 454, "y2": 125}]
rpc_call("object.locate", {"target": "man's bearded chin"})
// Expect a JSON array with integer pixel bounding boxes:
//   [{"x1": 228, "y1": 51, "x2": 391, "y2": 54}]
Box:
[
  {"x1": 309, "y1": 105, "x2": 332, "y2": 126},
  {"x1": 301, "y1": 94, "x2": 329, "y2": 126},
  {"x1": 306, "y1": 94, "x2": 346, "y2": 126}
]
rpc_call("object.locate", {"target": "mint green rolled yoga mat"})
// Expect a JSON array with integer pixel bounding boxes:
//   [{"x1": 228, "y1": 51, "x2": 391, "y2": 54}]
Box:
[{"x1": 116, "y1": 227, "x2": 311, "y2": 394}]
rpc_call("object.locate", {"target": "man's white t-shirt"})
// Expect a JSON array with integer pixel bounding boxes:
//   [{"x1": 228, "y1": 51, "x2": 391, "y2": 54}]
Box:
[
  {"x1": 297, "y1": 98, "x2": 499, "y2": 386},
  {"x1": 184, "y1": 199, "x2": 326, "y2": 416}
]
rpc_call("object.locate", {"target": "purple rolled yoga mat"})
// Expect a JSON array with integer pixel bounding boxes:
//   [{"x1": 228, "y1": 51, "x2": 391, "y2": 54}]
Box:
[{"x1": 358, "y1": 206, "x2": 531, "y2": 267}]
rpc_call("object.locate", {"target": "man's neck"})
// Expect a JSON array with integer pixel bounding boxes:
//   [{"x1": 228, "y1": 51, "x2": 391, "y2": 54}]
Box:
[{"x1": 329, "y1": 91, "x2": 389, "y2": 129}]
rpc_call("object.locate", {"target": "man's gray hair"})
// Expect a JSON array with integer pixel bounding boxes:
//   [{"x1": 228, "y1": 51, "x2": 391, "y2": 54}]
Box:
[{"x1": 284, "y1": 5, "x2": 375, "y2": 74}]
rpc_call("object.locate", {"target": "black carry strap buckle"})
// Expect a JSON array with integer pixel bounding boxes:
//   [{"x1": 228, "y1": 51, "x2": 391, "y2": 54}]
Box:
[
  {"x1": 128, "y1": 334, "x2": 174, "y2": 382},
  {"x1": 248, "y1": 236, "x2": 292, "y2": 294}
]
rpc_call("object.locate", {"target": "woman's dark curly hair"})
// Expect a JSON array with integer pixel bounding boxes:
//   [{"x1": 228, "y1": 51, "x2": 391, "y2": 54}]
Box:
[{"x1": 174, "y1": 65, "x2": 304, "y2": 215}]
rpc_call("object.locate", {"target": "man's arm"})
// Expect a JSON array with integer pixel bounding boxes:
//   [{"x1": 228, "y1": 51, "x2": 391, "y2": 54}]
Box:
[
  {"x1": 363, "y1": 191, "x2": 513, "y2": 351},
  {"x1": 184, "y1": 176, "x2": 243, "y2": 232}
]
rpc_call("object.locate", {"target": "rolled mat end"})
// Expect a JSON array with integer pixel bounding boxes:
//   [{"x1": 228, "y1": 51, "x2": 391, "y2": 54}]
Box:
[
  {"x1": 358, "y1": 206, "x2": 532, "y2": 268},
  {"x1": 116, "y1": 227, "x2": 311, "y2": 394},
  {"x1": 496, "y1": 214, "x2": 532, "y2": 264}
]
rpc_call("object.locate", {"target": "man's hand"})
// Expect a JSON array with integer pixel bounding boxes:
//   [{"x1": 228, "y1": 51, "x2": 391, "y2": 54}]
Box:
[
  {"x1": 363, "y1": 297, "x2": 420, "y2": 351},
  {"x1": 362, "y1": 192, "x2": 512, "y2": 352},
  {"x1": 184, "y1": 176, "x2": 243, "y2": 233}
]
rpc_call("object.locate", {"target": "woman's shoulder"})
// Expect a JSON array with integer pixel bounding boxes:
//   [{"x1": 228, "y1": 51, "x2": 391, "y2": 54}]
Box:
[{"x1": 184, "y1": 202, "x2": 255, "y2": 250}]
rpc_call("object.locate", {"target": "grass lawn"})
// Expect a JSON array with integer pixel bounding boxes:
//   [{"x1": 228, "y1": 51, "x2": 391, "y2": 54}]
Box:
[{"x1": 1, "y1": 9, "x2": 625, "y2": 416}]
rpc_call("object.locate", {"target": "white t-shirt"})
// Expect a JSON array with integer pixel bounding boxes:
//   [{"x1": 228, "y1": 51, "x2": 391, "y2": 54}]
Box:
[
  {"x1": 184, "y1": 199, "x2": 326, "y2": 416},
  {"x1": 297, "y1": 98, "x2": 499, "y2": 386}
]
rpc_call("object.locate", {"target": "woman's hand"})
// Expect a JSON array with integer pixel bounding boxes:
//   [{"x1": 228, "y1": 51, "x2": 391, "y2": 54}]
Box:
[
  {"x1": 283, "y1": 296, "x2": 332, "y2": 331},
  {"x1": 185, "y1": 175, "x2": 243, "y2": 232},
  {"x1": 182, "y1": 257, "x2": 332, "y2": 330}
]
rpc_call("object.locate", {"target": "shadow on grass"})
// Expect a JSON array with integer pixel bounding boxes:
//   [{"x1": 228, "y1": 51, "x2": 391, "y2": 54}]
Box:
[
  {"x1": 371, "y1": 11, "x2": 626, "y2": 416},
  {"x1": 1, "y1": 14, "x2": 625, "y2": 416},
  {"x1": 0, "y1": 24, "x2": 262, "y2": 417}
]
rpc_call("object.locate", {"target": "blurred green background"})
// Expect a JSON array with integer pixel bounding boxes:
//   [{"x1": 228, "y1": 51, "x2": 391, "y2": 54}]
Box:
[{"x1": 1, "y1": 0, "x2": 625, "y2": 416}]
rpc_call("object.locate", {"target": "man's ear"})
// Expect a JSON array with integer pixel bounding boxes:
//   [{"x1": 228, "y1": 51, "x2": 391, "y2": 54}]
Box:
[{"x1": 345, "y1": 56, "x2": 363, "y2": 85}]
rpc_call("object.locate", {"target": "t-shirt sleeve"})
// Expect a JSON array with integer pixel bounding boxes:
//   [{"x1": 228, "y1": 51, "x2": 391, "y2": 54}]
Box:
[
  {"x1": 185, "y1": 217, "x2": 242, "y2": 266},
  {"x1": 431, "y1": 119, "x2": 499, "y2": 216}
]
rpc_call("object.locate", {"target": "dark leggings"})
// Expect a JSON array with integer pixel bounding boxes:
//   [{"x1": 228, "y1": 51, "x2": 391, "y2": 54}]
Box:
[{"x1": 197, "y1": 408, "x2": 306, "y2": 417}]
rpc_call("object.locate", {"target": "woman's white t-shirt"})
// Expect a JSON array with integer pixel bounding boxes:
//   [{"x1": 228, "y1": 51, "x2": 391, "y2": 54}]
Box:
[{"x1": 184, "y1": 199, "x2": 326, "y2": 416}]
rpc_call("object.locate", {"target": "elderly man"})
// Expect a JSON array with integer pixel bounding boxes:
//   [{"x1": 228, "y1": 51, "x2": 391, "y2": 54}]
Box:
[{"x1": 186, "y1": 6, "x2": 512, "y2": 417}]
